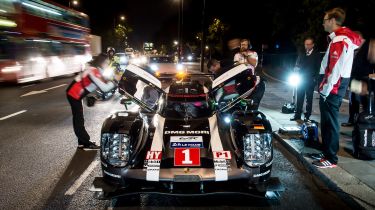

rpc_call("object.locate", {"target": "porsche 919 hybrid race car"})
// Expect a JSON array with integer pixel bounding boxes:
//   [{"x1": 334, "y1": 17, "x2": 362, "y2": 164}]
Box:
[{"x1": 93, "y1": 64, "x2": 282, "y2": 198}]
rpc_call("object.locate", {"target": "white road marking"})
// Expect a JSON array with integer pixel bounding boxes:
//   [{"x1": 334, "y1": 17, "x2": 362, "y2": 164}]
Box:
[
  {"x1": 21, "y1": 84, "x2": 35, "y2": 88},
  {"x1": 262, "y1": 69, "x2": 349, "y2": 103},
  {"x1": 43, "y1": 84, "x2": 67, "y2": 91},
  {"x1": 20, "y1": 90, "x2": 47, "y2": 97},
  {"x1": 20, "y1": 83, "x2": 67, "y2": 97},
  {"x1": 0, "y1": 110, "x2": 27, "y2": 121},
  {"x1": 65, "y1": 160, "x2": 100, "y2": 196}
]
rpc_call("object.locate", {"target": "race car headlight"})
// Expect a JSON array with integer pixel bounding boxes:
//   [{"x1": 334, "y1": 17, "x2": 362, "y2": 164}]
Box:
[
  {"x1": 243, "y1": 133, "x2": 272, "y2": 167},
  {"x1": 101, "y1": 133, "x2": 131, "y2": 167}
]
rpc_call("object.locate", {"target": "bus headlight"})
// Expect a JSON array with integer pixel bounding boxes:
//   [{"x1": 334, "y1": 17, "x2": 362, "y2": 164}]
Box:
[
  {"x1": 101, "y1": 133, "x2": 131, "y2": 167},
  {"x1": 2, "y1": 65, "x2": 22, "y2": 73},
  {"x1": 243, "y1": 133, "x2": 272, "y2": 167}
]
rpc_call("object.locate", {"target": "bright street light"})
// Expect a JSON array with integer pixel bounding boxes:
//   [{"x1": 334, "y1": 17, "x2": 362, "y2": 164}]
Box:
[
  {"x1": 120, "y1": 15, "x2": 125, "y2": 21},
  {"x1": 173, "y1": 41, "x2": 178, "y2": 45},
  {"x1": 69, "y1": 0, "x2": 78, "y2": 8}
]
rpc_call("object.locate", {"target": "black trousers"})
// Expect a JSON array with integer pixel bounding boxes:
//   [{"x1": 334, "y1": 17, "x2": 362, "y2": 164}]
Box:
[
  {"x1": 319, "y1": 94, "x2": 343, "y2": 164},
  {"x1": 67, "y1": 94, "x2": 91, "y2": 145},
  {"x1": 249, "y1": 80, "x2": 266, "y2": 110},
  {"x1": 295, "y1": 80, "x2": 315, "y2": 118},
  {"x1": 348, "y1": 92, "x2": 368, "y2": 123}
]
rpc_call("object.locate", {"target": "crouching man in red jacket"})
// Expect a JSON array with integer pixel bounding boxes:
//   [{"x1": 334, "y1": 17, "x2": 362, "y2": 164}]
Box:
[{"x1": 66, "y1": 53, "x2": 117, "y2": 149}]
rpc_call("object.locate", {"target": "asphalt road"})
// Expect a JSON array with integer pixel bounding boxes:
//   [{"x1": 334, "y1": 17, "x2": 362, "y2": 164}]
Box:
[{"x1": 0, "y1": 66, "x2": 353, "y2": 209}]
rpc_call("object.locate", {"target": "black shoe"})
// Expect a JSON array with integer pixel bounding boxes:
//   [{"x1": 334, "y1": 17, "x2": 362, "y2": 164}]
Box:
[
  {"x1": 79, "y1": 142, "x2": 100, "y2": 150},
  {"x1": 309, "y1": 153, "x2": 325, "y2": 160},
  {"x1": 341, "y1": 122, "x2": 353, "y2": 127},
  {"x1": 304, "y1": 117, "x2": 311, "y2": 122},
  {"x1": 290, "y1": 116, "x2": 301, "y2": 121}
]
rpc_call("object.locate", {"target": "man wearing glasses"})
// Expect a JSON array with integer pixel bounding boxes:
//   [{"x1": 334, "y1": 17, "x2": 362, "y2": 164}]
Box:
[{"x1": 310, "y1": 8, "x2": 361, "y2": 168}]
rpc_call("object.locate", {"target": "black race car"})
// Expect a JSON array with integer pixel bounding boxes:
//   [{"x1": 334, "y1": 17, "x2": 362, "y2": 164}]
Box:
[{"x1": 93, "y1": 64, "x2": 281, "y2": 198}]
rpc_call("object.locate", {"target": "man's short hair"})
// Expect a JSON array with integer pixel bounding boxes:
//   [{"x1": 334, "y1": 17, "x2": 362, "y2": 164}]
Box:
[
  {"x1": 304, "y1": 37, "x2": 315, "y2": 43},
  {"x1": 240, "y1": 39, "x2": 249, "y2": 43},
  {"x1": 325, "y1": 7, "x2": 346, "y2": 26}
]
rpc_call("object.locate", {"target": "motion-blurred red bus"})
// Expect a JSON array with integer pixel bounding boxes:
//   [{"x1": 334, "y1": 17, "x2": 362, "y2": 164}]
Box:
[{"x1": 0, "y1": 0, "x2": 91, "y2": 83}]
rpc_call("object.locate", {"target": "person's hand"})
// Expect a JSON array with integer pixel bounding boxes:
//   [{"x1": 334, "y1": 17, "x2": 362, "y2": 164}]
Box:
[
  {"x1": 320, "y1": 93, "x2": 327, "y2": 101},
  {"x1": 114, "y1": 74, "x2": 122, "y2": 82}
]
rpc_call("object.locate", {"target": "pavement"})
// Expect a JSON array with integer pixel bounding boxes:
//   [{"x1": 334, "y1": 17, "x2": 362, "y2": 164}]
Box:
[{"x1": 260, "y1": 65, "x2": 375, "y2": 209}]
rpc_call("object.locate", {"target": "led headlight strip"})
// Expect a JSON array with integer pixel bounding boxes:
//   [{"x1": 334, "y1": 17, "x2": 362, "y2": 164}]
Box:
[
  {"x1": 101, "y1": 133, "x2": 130, "y2": 167},
  {"x1": 243, "y1": 133, "x2": 272, "y2": 167}
]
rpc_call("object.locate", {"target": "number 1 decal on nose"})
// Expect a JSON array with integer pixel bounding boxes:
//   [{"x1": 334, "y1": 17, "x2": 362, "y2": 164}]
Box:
[{"x1": 174, "y1": 148, "x2": 200, "y2": 166}]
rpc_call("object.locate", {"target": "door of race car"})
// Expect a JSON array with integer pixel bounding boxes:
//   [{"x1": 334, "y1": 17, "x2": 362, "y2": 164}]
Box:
[
  {"x1": 119, "y1": 64, "x2": 164, "y2": 112},
  {"x1": 211, "y1": 64, "x2": 249, "y2": 92},
  {"x1": 210, "y1": 64, "x2": 256, "y2": 110}
]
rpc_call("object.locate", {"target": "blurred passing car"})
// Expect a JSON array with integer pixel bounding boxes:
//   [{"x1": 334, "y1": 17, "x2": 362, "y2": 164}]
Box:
[{"x1": 148, "y1": 55, "x2": 185, "y2": 75}]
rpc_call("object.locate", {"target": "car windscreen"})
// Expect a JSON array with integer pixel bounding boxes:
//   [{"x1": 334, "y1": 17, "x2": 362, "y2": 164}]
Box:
[
  {"x1": 149, "y1": 56, "x2": 174, "y2": 63},
  {"x1": 159, "y1": 94, "x2": 213, "y2": 119}
]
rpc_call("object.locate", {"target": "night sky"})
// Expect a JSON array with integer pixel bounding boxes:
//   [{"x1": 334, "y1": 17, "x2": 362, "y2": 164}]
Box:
[{"x1": 52, "y1": 0, "x2": 375, "y2": 53}]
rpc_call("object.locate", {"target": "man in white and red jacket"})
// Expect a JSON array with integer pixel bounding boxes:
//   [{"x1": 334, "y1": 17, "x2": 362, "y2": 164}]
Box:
[
  {"x1": 311, "y1": 8, "x2": 361, "y2": 168},
  {"x1": 66, "y1": 53, "x2": 117, "y2": 149}
]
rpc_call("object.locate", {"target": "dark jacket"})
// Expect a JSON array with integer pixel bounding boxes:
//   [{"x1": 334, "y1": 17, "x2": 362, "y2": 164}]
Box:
[
  {"x1": 296, "y1": 48, "x2": 321, "y2": 80},
  {"x1": 351, "y1": 40, "x2": 375, "y2": 81}
]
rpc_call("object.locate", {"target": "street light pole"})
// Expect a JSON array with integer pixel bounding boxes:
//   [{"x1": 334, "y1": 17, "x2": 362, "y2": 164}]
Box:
[
  {"x1": 177, "y1": 0, "x2": 184, "y2": 63},
  {"x1": 181, "y1": 0, "x2": 183, "y2": 62},
  {"x1": 200, "y1": 0, "x2": 206, "y2": 72}
]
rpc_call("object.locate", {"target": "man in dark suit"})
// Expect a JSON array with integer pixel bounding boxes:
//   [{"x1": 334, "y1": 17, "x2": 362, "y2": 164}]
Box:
[{"x1": 291, "y1": 37, "x2": 321, "y2": 121}]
